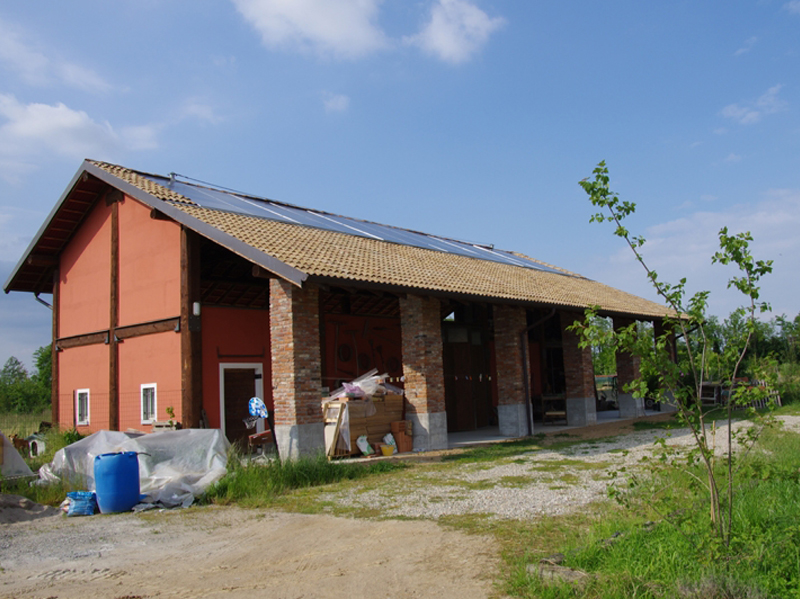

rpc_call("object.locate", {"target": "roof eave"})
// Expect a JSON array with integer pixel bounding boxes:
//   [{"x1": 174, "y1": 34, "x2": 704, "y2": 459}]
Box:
[{"x1": 4, "y1": 161, "x2": 309, "y2": 293}]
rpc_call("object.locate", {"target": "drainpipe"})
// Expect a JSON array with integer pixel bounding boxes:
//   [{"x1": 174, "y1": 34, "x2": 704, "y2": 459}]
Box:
[
  {"x1": 519, "y1": 308, "x2": 557, "y2": 436},
  {"x1": 34, "y1": 293, "x2": 52, "y2": 310}
]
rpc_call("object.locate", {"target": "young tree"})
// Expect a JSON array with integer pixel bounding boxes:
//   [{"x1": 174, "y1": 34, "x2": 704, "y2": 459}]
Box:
[{"x1": 573, "y1": 162, "x2": 774, "y2": 545}]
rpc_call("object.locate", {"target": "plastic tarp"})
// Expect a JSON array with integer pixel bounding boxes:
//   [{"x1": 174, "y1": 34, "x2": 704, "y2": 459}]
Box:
[
  {"x1": 1, "y1": 432, "x2": 34, "y2": 478},
  {"x1": 38, "y1": 429, "x2": 230, "y2": 508}
]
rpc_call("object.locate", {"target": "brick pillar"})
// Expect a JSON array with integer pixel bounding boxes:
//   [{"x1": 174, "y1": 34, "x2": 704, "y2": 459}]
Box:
[
  {"x1": 561, "y1": 311, "x2": 597, "y2": 426},
  {"x1": 653, "y1": 318, "x2": 678, "y2": 413},
  {"x1": 613, "y1": 316, "x2": 644, "y2": 418},
  {"x1": 400, "y1": 295, "x2": 447, "y2": 451},
  {"x1": 270, "y1": 279, "x2": 324, "y2": 458},
  {"x1": 494, "y1": 305, "x2": 529, "y2": 437}
]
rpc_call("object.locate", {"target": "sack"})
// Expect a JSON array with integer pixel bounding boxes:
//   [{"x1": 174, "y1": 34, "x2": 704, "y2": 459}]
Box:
[
  {"x1": 65, "y1": 491, "x2": 97, "y2": 517},
  {"x1": 356, "y1": 435, "x2": 373, "y2": 456}
]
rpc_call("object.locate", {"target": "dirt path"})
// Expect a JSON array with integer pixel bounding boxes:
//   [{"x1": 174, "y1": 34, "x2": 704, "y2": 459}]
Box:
[
  {"x1": 0, "y1": 413, "x2": 692, "y2": 599},
  {"x1": 0, "y1": 505, "x2": 499, "y2": 599}
]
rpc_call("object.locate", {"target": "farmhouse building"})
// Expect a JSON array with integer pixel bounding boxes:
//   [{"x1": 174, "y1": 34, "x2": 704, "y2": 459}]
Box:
[{"x1": 4, "y1": 160, "x2": 673, "y2": 457}]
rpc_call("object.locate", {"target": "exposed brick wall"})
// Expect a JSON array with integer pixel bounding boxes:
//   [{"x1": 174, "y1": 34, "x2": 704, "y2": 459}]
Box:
[
  {"x1": 269, "y1": 279, "x2": 323, "y2": 427},
  {"x1": 613, "y1": 316, "x2": 641, "y2": 385},
  {"x1": 494, "y1": 305, "x2": 527, "y2": 405},
  {"x1": 653, "y1": 319, "x2": 677, "y2": 363},
  {"x1": 399, "y1": 295, "x2": 445, "y2": 415},
  {"x1": 561, "y1": 311, "x2": 595, "y2": 399}
]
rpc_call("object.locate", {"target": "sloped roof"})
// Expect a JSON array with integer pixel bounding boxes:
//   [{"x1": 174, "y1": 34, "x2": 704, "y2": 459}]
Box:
[{"x1": 5, "y1": 160, "x2": 674, "y2": 320}]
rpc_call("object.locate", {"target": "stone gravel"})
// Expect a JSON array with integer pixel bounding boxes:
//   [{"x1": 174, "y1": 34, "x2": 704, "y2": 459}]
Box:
[{"x1": 319, "y1": 415, "x2": 800, "y2": 521}]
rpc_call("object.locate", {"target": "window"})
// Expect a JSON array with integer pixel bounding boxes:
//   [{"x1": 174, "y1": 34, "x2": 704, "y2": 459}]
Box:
[
  {"x1": 76, "y1": 389, "x2": 90, "y2": 426},
  {"x1": 141, "y1": 383, "x2": 157, "y2": 424}
]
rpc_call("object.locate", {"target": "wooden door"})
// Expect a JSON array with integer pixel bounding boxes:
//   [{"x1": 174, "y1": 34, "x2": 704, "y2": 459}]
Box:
[{"x1": 223, "y1": 368, "x2": 256, "y2": 446}]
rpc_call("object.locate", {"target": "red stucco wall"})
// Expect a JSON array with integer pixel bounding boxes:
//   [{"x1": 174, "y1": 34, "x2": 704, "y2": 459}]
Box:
[
  {"x1": 118, "y1": 197, "x2": 181, "y2": 326},
  {"x1": 118, "y1": 330, "x2": 182, "y2": 431},
  {"x1": 59, "y1": 200, "x2": 111, "y2": 338},
  {"x1": 58, "y1": 344, "x2": 110, "y2": 433},
  {"x1": 201, "y1": 305, "x2": 272, "y2": 428}
]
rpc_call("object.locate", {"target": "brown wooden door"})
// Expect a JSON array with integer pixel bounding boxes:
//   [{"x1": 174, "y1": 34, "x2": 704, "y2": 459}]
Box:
[{"x1": 224, "y1": 368, "x2": 256, "y2": 446}]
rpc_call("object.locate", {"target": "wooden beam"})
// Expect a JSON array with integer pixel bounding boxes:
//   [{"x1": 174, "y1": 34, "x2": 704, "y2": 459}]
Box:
[
  {"x1": 51, "y1": 269, "x2": 60, "y2": 427},
  {"x1": 115, "y1": 317, "x2": 181, "y2": 340},
  {"x1": 26, "y1": 255, "x2": 58, "y2": 268},
  {"x1": 56, "y1": 331, "x2": 107, "y2": 350},
  {"x1": 109, "y1": 199, "x2": 119, "y2": 431},
  {"x1": 181, "y1": 228, "x2": 203, "y2": 428},
  {"x1": 251, "y1": 265, "x2": 273, "y2": 279}
]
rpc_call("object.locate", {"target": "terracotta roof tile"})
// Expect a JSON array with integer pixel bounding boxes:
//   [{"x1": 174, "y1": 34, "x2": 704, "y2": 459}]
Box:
[{"x1": 94, "y1": 161, "x2": 674, "y2": 319}]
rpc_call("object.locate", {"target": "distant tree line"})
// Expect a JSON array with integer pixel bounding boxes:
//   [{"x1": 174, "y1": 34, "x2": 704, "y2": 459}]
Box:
[
  {"x1": 591, "y1": 312, "x2": 800, "y2": 403},
  {"x1": 0, "y1": 345, "x2": 52, "y2": 414}
]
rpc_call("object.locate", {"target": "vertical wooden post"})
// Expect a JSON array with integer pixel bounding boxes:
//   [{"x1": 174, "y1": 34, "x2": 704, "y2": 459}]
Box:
[
  {"x1": 181, "y1": 228, "x2": 203, "y2": 428},
  {"x1": 51, "y1": 268, "x2": 60, "y2": 427},
  {"x1": 108, "y1": 192, "x2": 120, "y2": 430}
]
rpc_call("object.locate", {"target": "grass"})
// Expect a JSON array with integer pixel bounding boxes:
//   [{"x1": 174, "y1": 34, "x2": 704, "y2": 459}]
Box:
[
  {"x1": 201, "y1": 449, "x2": 407, "y2": 507},
  {"x1": 504, "y1": 421, "x2": 800, "y2": 598},
  {"x1": 0, "y1": 408, "x2": 52, "y2": 437},
  {"x1": 0, "y1": 426, "x2": 83, "y2": 506}
]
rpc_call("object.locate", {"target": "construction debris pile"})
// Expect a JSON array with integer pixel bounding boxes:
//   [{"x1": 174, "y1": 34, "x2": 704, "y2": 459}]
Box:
[{"x1": 322, "y1": 370, "x2": 413, "y2": 458}]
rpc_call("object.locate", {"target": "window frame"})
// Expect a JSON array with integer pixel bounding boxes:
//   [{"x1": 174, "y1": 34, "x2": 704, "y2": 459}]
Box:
[
  {"x1": 75, "y1": 388, "x2": 90, "y2": 426},
  {"x1": 141, "y1": 383, "x2": 157, "y2": 425}
]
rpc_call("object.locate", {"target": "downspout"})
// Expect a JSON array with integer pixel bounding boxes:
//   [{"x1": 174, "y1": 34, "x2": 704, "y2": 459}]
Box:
[
  {"x1": 34, "y1": 293, "x2": 53, "y2": 310},
  {"x1": 520, "y1": 308, "x2": 557, "y2": 436}
]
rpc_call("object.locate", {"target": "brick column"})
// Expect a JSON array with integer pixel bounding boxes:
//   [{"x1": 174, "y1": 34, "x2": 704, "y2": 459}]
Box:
[
  {"x1": 270, "y1": 279, "x2": 324, "y2": 458},
  {"x1": 494, "y1": 305, "x2": 529, "y2": 437},
  {"x1": 613, "y1": 316, "x2": 644, "y2": 418},
  {"x1": 400, "y1": 295, "x2": 447, "y2": 451},
  {"x1": 561, "y1": 311, "x2": 597, "y2": 426}
]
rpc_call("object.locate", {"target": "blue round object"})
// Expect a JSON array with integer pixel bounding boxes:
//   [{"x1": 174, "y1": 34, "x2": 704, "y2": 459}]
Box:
[
  {"x1": 249, "y1": 397, "x2": 268, "y2": 418},
  {"x1": 94, "y1": 452, "x2": 140, "y2": 514}
]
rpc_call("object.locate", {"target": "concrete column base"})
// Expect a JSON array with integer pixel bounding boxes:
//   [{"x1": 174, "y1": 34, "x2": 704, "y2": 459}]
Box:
[
  {"x1": 498, "y1": 403, "x2": 529, "y2": 437},
  {"x1": 618, "y1": 393, "x2": 646, "y2": 419},
  {"x1": 274, "y1": 422, "x2": 325, "y2": 459},
  {"x1": 566, "y1": 397, "x2": 597, "y2": 427},
  {"x1": 408, "y1": 411, "x2": 448, "y2": 452}
]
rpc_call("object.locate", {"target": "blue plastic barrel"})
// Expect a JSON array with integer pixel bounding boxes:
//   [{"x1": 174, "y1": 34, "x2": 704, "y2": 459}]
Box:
[{"x1": 94, "y1": 451, "x2": 140, "y2": 514}]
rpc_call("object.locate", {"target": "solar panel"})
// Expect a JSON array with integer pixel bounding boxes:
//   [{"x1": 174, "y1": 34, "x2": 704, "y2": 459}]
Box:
[{"x1": 142, "y1": 174, "x2": 567, "y2": 276}]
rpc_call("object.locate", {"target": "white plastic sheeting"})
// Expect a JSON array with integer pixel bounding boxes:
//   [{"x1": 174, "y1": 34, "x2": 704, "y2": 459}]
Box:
[
  {"x1": 1, "y1": 432, "x2": 34, "y2": 478},
  {"x1": 38, "y1": 429, "x2": 230, "y2": 508}
]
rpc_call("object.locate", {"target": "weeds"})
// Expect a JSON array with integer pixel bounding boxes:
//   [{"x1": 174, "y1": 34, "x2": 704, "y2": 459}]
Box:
[{"x1": 201, "y1": 450, "x2": 406, "y2": 507}]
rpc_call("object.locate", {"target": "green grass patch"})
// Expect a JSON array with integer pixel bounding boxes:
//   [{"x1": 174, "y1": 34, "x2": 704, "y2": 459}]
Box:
[
  {"x1": 201, "y1": 451, "x2": 407, "y2": 507},
  {"x1": 0, "y1": 408, "x2": 52, "y2": 438},
  {"x1": 504, "y1": 423, "x2": 800, "y2": 598}
]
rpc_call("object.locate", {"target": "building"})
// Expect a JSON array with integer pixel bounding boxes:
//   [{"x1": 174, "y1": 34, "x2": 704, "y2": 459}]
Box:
[{"x1": 4, "y1": 160, "x2": 674, "y2": 457}]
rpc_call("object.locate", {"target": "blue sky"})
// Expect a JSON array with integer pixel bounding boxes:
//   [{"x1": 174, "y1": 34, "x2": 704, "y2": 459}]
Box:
[{"x1": 1, "y1": 0, "x2": 799, "y2": 369}]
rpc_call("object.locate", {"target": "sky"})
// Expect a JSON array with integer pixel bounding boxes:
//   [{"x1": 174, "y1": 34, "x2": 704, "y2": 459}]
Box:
[{"x1": 1, "y1": 0, "x2": 799, "y2": 370}]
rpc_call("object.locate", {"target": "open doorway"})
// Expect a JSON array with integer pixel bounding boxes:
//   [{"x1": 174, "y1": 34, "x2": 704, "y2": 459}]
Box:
[{"x1": 219, "y1": 363, "x2": 265, "y2": 446}]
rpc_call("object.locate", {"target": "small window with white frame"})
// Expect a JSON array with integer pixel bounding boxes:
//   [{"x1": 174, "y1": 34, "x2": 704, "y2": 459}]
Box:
[
  {"x1": 76, "y1": 389, "x2": 90, "y2": 426},
  {"x1": 141, "y1": 383, "x2": 157, "y2": 424}
]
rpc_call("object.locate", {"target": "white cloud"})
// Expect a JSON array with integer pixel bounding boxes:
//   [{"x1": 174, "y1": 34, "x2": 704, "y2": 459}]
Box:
[
  {"x1": 724, "y1": 153, "x2": 742, "y2": 163},
  {"x1": 784, "y1": 1, "x2": 800, "y2": 15},
  {"x1": 322, "y1": 91, "x2": 350, "y2": 113},
  {"x1": 0, "y1": 94, "x2": 159, "y2": 181},
  {"x1": 720, "y1": 84, "x2": 786, "y2": 125},
  {"x1": 231, "y1": 0, "x2": 388, "y2": 60},
  {"x1": 404, "y1": 0, "x2": 505, "y2": 64},
  {"x1": 180, "y1": 100, "x2": 223, "y2": 125},
  {"x1": 0, "y1": 18, "x2": 112, "y2": 93},
  {"x1": 734, "y1": 36, "x2": 757, "y2": 56},
  {"x1": 590, "y1": 191, "x2": 800, "y2": 319}
]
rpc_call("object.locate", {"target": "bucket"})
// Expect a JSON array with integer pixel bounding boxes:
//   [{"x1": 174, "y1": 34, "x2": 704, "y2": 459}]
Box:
[
  {"x1": 94, "y1": 451, "x2": 140, "y2": 514},
  {"x1": 381, "y1": 444, "x2": 395, "y2": 456}
]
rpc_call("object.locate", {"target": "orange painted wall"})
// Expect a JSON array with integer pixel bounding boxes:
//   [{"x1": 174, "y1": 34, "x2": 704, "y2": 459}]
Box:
[
  {"x1": 59, "y1": 199, "x2": 111, "y2": 338},
  {"x1": 58, "y1": 344, "x2": 110, "y2": 433},
  {"x1": 118, "y1": 331, "x2": 182, "y2": 432},
  {"x1": 118, "y1": 196, "x2": 181, "y2": 326},
  {"x1": 201, "y1": 306, "x2": 272, "y2": 428}
]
